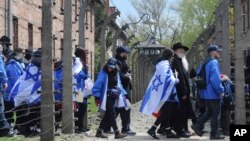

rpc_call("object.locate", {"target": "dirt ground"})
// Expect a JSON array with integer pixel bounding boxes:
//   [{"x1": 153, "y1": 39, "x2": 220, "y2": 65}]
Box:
[
  {"x1": 10, "y1": 102, "x2": 230, "y2": 141},
  {"x1": 54, "y1": 102, "x2": 230, "y2": 141}
]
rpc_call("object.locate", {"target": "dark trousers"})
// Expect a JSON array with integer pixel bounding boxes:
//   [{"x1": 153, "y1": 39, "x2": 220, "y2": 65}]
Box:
[
  {"x1": 104, "y1": 91, "x2": 132, "y2": 132},
  {"x1": 196, "y1": 100, "x2": 221, "y2": 135},
  {"x1": 172, "y1": 99, "x2": 196, "y2": 132},
  {"x1": 154, "y1": 102, "x2": 178, "y2": 130},
  {"x1": 16, "y1": 103, "x2": 40, "y2": 135},
  {"x1": 99, "y1": 97, "x2": 118, "y2": 132},
  {"x1": 220, "y1": 105, "x2": 231, "y2": 133},
  {"x1": 4, "y1": 101, "x2": 15, "y2": 124},
  {"x1": 116, "y1": 108, "x2": 131, "y2": 132},
  {"x1": 28, "y1": 104, "x2": 41, "y2": 128},
  {"x1": 0, "y1": 93, "x2": 10, "y2": 134},
  {"x1": 199, "y1": 99, "x2": 206, "y2": 117},
  {"x1": 74, "y1": 100, "x2": 87, "y2": 130},
  {"x1": 15, "y1": 104, "x2": 28, "y2": 135},
  {"x1": 55, "y1": 102, "x2": 62, "y2": 124}
]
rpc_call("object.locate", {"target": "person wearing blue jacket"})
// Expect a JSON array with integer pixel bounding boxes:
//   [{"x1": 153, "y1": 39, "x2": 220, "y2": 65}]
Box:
[
  {"x1": 72, "y1": 48, "x2": 90, "y2": 133},
  {"x1": 12, "y1": 50, "x2": 42, "y2": 136},
  {"x1": 191, "y1": 45, "x2": 225, "y2": 140},
  {"x1": 0, "y1": 41, "x2": 13, "y2": 137},
  {"x1": 4, "y1": 47, "x2": 24, "y2": 126},
  {"x1": 93, "y1": 58, "x2": 127, "y2": 139}
]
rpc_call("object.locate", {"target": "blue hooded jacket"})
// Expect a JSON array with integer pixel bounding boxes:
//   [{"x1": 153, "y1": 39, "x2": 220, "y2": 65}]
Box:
[
  {"x1": 54, "y1": 64, "x2": 88, "y2": 102},
  {"x1": 92, "y1": 69, "x2": 127, "y2": 111},
  {"x1": 4, "y1": 59, "x2": 24, "y2": 101},
  {"x1": 197, "y1": 59, "x2": 224, "y2": 100},
  {"x1": 0, "y1": 54, "x2": 8, "y2": 92}
]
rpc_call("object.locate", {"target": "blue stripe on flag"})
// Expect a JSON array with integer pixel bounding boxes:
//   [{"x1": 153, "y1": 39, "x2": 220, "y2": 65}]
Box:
[{"x1": 139, "y1": 85, "x2": 152, "y2": 112}]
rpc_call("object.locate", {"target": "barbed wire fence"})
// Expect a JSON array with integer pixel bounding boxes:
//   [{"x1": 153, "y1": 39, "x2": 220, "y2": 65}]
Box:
[
  {"x1": 0, "y1": 1, "x2": 79, "y2": 141},
  {"x1": 186, "y1": 0, "x2": 250, "y2": 125}
]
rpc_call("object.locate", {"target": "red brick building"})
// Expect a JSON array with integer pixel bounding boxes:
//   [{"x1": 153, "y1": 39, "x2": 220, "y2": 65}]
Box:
[{"x1": 0, "y1": 0, "x2": 101, "y2": 78}]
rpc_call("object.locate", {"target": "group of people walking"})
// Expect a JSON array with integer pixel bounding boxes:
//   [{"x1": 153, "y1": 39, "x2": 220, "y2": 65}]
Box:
[
  {"x1": 91, "y1": 42, "x2": 235, "y2": 140},
  {"x1": 0, "y1": 34, "x2": 237, "y2": 140},
  {"x1": 140, "y1": 43, "x2": 234, "y2": 140}
]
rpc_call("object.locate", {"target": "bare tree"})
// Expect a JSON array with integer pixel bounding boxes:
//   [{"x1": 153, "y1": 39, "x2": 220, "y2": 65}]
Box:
[{"x1": 128, "y1": 0, "x2": 178, "y2": 45}]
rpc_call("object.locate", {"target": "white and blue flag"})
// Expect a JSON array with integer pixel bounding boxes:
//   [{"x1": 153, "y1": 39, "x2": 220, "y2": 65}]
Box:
[
  {"x1": 139, "y1": 60, "x2": 178, "y2": 115},
  {"x1": 11, "y1": 64, "x2": 41, "y2": 106}
]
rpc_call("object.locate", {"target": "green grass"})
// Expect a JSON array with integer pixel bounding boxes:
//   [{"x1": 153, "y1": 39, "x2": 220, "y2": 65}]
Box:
[
  {"x1": 88, "y1": 96, "x2": 98, "y2": 115},
  {"x1": 0, "y1": 137, "x2": 21, "y2": 141}
]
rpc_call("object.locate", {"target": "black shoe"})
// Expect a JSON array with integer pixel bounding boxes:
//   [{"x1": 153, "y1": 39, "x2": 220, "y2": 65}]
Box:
[
  {"x1": 177, "y1": 131, "x2": 191, "y2": 138},
  {"x1": 210, "y1": 133, "x2": 225, "y2": 140},
  {"x1": 0, "y1": 131, "x2": 14, "y2": 137},
  {"x1": 191, "y1": 124, "x2": 203, "y2": 137},
  {"x1": 166, "y1": 129, "x2": 179, "y2": 138},
  {"x1": 115, "y1": 131, "x2": 127, "y2": 139},
  {"x1": 147, "y1": 129, "x2": 159, "y2": 140},
  {"x1": 96, "y1": 129, "x2": 108, "y2": 138},
  {"x1": 79, "y1": 128, "x2": 90, "y2": 132},
  {"x1": 122, "y1": 130, "x2": 136, "y2": 136},
  {"x1": 157, "y1": 128, "x2": 167, "y2": 135}
]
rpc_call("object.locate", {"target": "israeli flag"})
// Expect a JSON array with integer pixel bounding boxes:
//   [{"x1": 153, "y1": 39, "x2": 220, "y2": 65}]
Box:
[
  {"x1": 11, "y1": 64, "x2": 41, "y2": 106},
  {"x1": 139, "y1": 60, "x2": 178, "y2": 115}
]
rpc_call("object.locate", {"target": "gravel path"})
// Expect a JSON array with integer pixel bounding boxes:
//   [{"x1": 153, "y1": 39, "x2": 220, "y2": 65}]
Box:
[{"x1": 25, "y1": 102, "x2": 230, "y2": 141}]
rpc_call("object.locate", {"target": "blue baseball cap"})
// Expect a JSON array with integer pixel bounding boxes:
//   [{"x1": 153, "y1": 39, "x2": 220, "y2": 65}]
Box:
[
  {"x1": 107, "y1": 58, "x2": 117, "y2": 69},
  {"x1": 207, "y1": 45, "x2": 222, "y2": 53},
  {"x1": 116, "y1": 46, "x2": 130, "y2": 54}
]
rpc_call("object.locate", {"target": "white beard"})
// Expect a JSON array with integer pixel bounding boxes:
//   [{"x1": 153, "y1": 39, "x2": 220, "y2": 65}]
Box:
[{"x1": 181, "y1": 56, "x2": 189, "y2": 72}]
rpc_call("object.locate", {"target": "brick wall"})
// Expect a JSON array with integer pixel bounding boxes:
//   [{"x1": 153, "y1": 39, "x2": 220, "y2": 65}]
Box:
[{"x1": 0, "y1": 0, "x2": 96, "y2": 78}]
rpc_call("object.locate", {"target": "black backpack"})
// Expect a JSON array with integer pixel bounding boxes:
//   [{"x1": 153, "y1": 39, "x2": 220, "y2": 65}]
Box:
[{"x1": 196, "y1": 59, "x2": 214, "y2": 89}]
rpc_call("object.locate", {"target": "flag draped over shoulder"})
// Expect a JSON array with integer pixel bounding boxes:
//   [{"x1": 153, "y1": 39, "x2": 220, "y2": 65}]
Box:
[
  {"x1": 139, "y1": 60, "x2": 177, "y2": 115},
  {"x1": 11, "y1": 64, "x2": 41, "y2": 106}
]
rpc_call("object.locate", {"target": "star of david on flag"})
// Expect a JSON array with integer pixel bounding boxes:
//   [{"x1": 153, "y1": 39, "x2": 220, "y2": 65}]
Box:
[{"x1": 152, "y1": 75, "x2": 163, "y2": 91}]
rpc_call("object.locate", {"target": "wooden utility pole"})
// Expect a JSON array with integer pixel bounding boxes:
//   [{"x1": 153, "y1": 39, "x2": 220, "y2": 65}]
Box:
[
  {"x1": 234, "y1": 0, "x2": 246, "y2": 124},
  {"x1": 78, "y1": 0, "x2": 90, "y2": 130},
  {"x1": 100, "y1": 11, "x2": 120, "y2": 66},
  {"x1": 62, "y1": 0, "x2": 74, "y2": 133},
  {"x1": 112, "y1": 24, "x2": 129, "y2": 56},
  {"x1": 78, "y1": 0, "x2": 87, "y2": 48},
  {"x1": 41, "y1": 0, "x2": 55, "y2": 141},
  {"x1": 215, "y1": 0, "x2": 231, "y2": 76},
  {"x1": 7, "y1": 0, "x2": 13, "y2": 47},
  {"x1": 221, "y1": 0, "x2": 231, "y2": 77}
]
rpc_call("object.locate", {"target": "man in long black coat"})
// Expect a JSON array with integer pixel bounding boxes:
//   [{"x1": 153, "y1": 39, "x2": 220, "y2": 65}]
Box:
[{"x1": 171, "y1": 42, "x2": 197, "y2": 138}]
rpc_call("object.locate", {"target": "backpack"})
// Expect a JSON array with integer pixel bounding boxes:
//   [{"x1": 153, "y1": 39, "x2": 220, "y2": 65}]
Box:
[
  {"x1": 222, "y1": 81, "x2": 235, "y2": 110},
  {"x1": 196, "y1": 59, "x2": 214, "y2": 89}
]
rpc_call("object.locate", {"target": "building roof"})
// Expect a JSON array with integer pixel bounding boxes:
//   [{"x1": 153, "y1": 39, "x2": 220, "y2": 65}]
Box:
[{"x1": 134, "y1": 35, "x2": 165, "y2": 49}]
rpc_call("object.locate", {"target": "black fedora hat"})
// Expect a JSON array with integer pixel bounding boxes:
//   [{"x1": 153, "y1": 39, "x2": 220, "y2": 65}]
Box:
[
  {"x1": 0, "y1": 36, "x2": 12, "y2": 45},
  {"x1": 172, "y1": 42, "x2": 189, "y2": 51}
]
